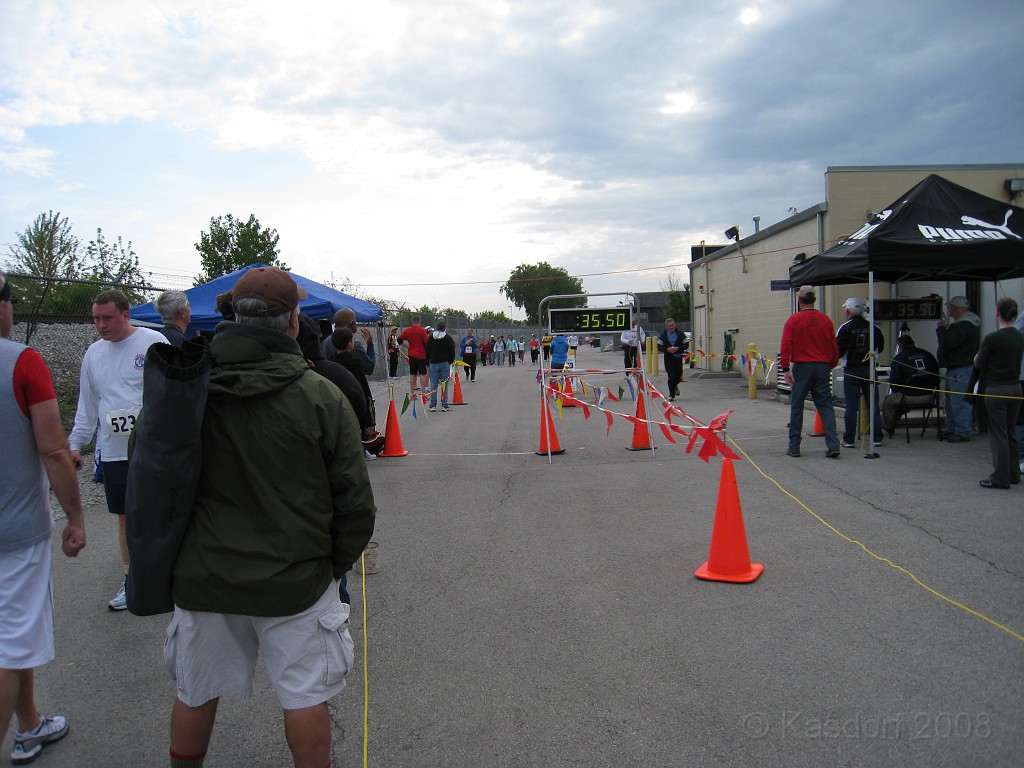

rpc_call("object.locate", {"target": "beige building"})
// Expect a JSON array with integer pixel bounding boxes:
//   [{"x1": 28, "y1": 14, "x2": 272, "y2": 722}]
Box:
[{"x1": 688, "y1": 164, "x2": 1024, "y2": 378}]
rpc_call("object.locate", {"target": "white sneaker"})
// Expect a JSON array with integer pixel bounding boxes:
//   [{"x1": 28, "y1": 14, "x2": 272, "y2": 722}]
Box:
[
  {"x1": 363, "y1": 450, "x2": 377, "y2": 461},
  {"x1": 428, "y1": 406, "x2": 436, "y2": 412},
  {"x1": 108, "y1": 580, "x2": 127, "y2": 611},
  {"x1": 840, "y1": 441, "x2": 856, "y2": 448},
  {"x1": 12, "y1": 714, "x2": 69, "y2": 765}
]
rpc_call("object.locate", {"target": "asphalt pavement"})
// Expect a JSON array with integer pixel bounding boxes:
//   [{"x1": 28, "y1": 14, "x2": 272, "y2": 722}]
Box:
[{"x1": 10, "y1": 344, "x2": 1023, "y2": 767}]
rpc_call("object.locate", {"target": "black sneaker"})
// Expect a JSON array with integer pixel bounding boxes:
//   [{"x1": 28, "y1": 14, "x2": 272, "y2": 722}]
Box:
[
  {"x1": 786, "y1": 448, "x2": 800, "y2": 457},
  {"x1": 826, "y1": 449, "x2": 840, "y2": 458}
]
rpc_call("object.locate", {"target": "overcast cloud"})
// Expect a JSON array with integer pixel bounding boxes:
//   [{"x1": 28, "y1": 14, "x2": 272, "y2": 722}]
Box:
[{"x1": 1, "y1": 0, "x2": 1021, "y2": 313}]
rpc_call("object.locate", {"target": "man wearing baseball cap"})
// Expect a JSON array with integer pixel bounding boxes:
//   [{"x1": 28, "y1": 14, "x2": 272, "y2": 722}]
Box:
[
  {"x1": 779, "y1": 286, "x2": 841, "y2": 458},
  {"x1": 148, "y1": 266, "x2": 375, "y2": 767},
  {"x1": 936, "y1": 295, "x2": 981, "y2": 442},
  {"x1": 836, "y1": 297, "x2": 884, "y2": 448}
]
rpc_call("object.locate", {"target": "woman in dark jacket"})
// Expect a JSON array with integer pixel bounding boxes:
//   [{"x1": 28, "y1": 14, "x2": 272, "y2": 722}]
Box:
[{"x1": 974, "y1": 297, "x2": 1023, "y2": 489}]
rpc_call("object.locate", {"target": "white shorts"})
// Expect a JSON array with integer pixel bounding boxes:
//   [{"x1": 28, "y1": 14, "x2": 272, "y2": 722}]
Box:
[
  {"x1": 0, "y1": 539, "x2": 54, "y2": 669},
  {"x1": 164, "y1": 581, "x2": 354, "y2": 710}
]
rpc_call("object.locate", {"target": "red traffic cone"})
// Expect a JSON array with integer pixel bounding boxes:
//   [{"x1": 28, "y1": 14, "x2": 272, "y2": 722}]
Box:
[
  {"x1": 625, "y1": 391, "x2": 653, "y2": 451},
  {"x1": 562, "y1": 375, "x2": 577, "y2": 407},
  {"x1": 695, "y1": 459, "x2": 763, "y2": 583},
  {"x1": 451, "y1": 368, "x2": 467, "y2": 405},
  {"x1": 379, "y1": 399, "x2": 409, "y2": 458},
  {"x1": 809, "y1": 409, "x2": 825, "y2": 436},
  {"x1": 535, "y1": 397, "x2": 566, "y2": 456}
]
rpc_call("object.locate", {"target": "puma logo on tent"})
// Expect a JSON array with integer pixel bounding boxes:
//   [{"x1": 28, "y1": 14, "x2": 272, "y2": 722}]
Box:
[
  {"x1": 960, "y1": 210, "x2": 1021, "y2": 240},
  {"x1": 918, "y1": 209, "x2": 1020, "y2": 242}
]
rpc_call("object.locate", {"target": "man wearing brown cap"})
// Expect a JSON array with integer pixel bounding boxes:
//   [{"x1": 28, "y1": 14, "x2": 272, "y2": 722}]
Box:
[
  {"x1": 152, "y1": 266, "x2": 376, "y2": 768},
  {"x1": 779, "y1": 286, "x2": 841, "y2": 458}
]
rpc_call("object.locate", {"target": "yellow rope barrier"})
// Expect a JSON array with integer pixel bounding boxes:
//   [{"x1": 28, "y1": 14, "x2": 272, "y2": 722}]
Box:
[
  {"x1": 725, "y1": 436, "x2": 1024, "y2": 645},
  {"x1": 360, "y1": 553, "x2": 369, "y2": 768}
]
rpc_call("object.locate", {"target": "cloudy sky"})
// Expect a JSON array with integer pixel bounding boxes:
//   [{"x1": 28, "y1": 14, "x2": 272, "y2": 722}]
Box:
[{"x1": 1, "y1": 0, "x2": 1021, "y2": 315}]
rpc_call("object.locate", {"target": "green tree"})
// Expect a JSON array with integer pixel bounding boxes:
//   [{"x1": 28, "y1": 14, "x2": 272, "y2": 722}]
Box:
[
  {"x1": 500, "y1": 262, "x2": 584, "y2": 324},
  {"x1": 661, "y1": 270, "x2": 691, "y2": 323},
  {"x1": 195, "y1": 214, "x2": 285, "y2": 284},
  {"x1": 476, "y1": 310, "x2": 512, "y2": 325},
  {"x1": 6, "y1": 210, "x2": 82, "y2": 278},
  {"x1": 85, "y1": 228, "x2": 151, "y2": 304}
]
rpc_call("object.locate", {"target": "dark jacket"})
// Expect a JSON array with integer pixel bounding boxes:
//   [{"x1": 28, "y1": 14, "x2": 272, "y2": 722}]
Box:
[
  {"x1": 657, "y1": 328, "x2": 689, "y2": 360},
  {"x1": 889, "y1": 346, "x2": 940, "y2": 393},
  {"x1": 297, "y1": 315, "x2": 370, "y2": 431},
  {"x1": 159, "y1": 324, "x2": 188, "y2": 347},
  {"x1": 836, "y1": 315, "x2": 884, "y2": 368},
  {"x1": 426, "y1": 331, "x2": 456, "y2": 365},
  {"x1": 171, "y1": 322, "x2": 375, "y2": 617},
  {"x1": 124, "y1": 339, "x2": 212, "y2": 616},
  {"x1": 936, "y1": 312, "x2": 981, "y2": 369}
]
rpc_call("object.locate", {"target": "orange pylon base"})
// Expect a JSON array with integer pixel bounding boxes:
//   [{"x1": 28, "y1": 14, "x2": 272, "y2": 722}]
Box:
[
  {"x1": 562, "y1": 375, "x2": 577, "y2": 407},
  {"x1": 451, "y1": 369, "x2": 467, "y2": 405},
  {"x1": 379, "y1": 399, "x2": 409, "y2": 458},
  {"x1": 809, "y1": 409, "x2": 825, "y2": 436},
  {"x1": 695, "y1": 459, "x2": 763, "y2": 583},
  {"x1": 535, "y1": 397, "x2": 566, "y2": 456},
  {"x1": 625, "y1": 391, "x2": 653, "y2": 451}
]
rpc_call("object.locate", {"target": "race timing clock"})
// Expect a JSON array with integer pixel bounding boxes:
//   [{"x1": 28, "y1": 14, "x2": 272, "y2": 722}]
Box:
[
  {"x1": 873, "y1": 298, "x2": 943, "y2": 322},
  {"x1": 549, "y1": 307, "x2": 632, "y2": 334}
]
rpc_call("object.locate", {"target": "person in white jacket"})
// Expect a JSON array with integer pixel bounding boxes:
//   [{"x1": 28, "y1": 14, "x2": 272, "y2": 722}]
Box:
[
  {"x1": 69, "y1": 290, "x2": 163, "y2": 611},
  {"x1": 621, "y1": 319, "x2": 646, "y2": 371}
]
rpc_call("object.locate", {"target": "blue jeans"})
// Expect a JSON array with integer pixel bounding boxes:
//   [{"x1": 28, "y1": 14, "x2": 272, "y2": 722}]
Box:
[
  {"x1": 789, "y1": 362, "x2": 839, "y2": 453},
  {"x1": 429, "y1": 362, "x2": 450, "y2": 408},
  {"x1": 943, "y1": 365, "x2": 973, "y2": 438},
  {"x1": 842, "y1": 366, "x2": 882, "y2": 443}
]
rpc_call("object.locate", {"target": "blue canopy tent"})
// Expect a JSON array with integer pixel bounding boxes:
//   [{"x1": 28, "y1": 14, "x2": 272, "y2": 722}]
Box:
[{"x1": 131, "y1": 263, "x2": 384, "y2": 333}]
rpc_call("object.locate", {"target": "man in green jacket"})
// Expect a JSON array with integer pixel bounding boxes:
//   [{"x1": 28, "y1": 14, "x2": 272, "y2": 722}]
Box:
[{"x1": 165, "y1": 267, "x2": 375, "y2": 768}]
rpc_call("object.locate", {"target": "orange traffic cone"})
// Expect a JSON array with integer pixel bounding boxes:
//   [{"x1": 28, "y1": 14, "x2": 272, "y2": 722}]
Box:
[
  {"x1": 450, "y1": 369, "x2": 467, "y2": 405},
  {"x1": 625, "y1": 391, "x2": 653, "y2": 451},
  {"x1": 695, "y1": 459, "x2": 763, "y2": 583},
  {"x1": 379, "y1": 399, "x2": 409, "y2": 458},
  {"x1": 535, "y1": 397, "x2": 566, "y2": 456},
  {"x1": 809, "y1": 409, "x2": 825, "y2": 436},
  {"x1": 562, "y1": 375, "x2": 577, "y2": 407}
]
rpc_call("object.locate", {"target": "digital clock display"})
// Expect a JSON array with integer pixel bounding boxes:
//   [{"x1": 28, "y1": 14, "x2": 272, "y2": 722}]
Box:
[
  {"x1": 549, "y1": 307, "x2": 632, "y2": 334},
  {"x1": 873, "y1": 298, "x2": 943, "y2": 322}
]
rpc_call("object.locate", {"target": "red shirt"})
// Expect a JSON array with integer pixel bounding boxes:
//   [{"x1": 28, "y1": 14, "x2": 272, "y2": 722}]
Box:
[
  {"x1": 779, "y1": 308, "x2": 839, "y2": 369},
  {"x1": 12, "y1": 347, "x2": 57, "y2": 418},
  {"x1": 398, "y1": 325, "x2": 429, "y2": 360}
]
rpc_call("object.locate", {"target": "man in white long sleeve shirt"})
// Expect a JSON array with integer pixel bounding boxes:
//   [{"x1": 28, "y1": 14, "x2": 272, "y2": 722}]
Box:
[
  {"x1": 69, "y1": 290, "x2": 163, "y2": 611},
  {"x1": 621, "y1": 318, "x2": 645, "y2": 371}
]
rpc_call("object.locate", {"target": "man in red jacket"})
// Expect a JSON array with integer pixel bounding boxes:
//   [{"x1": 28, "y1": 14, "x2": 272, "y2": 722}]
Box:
[{"x1": 780, "y1": 285, "x2": 840, "y2": 458}]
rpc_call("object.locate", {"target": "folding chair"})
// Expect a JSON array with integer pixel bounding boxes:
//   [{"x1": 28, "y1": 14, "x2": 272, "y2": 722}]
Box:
[{"x1": 891, "y1": 372, "x2": 942, "y2": 443}]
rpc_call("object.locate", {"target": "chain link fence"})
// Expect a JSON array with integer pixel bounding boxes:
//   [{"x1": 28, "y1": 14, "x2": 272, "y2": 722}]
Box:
[
  {"x1": 5, "y1": 273, "x2": 169, "y2": 436},
  {"x1": 5, "y1": 272, "x2": 168, "y2": 345}
]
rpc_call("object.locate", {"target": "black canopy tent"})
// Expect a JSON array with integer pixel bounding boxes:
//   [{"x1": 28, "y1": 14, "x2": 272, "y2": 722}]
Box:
[
  {"x1": 790, "y1": 174, "x2": 1024, "y2": 286},
  {"x1": 788, "y1": 174, "x2": 1024, "y2": 453}
]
